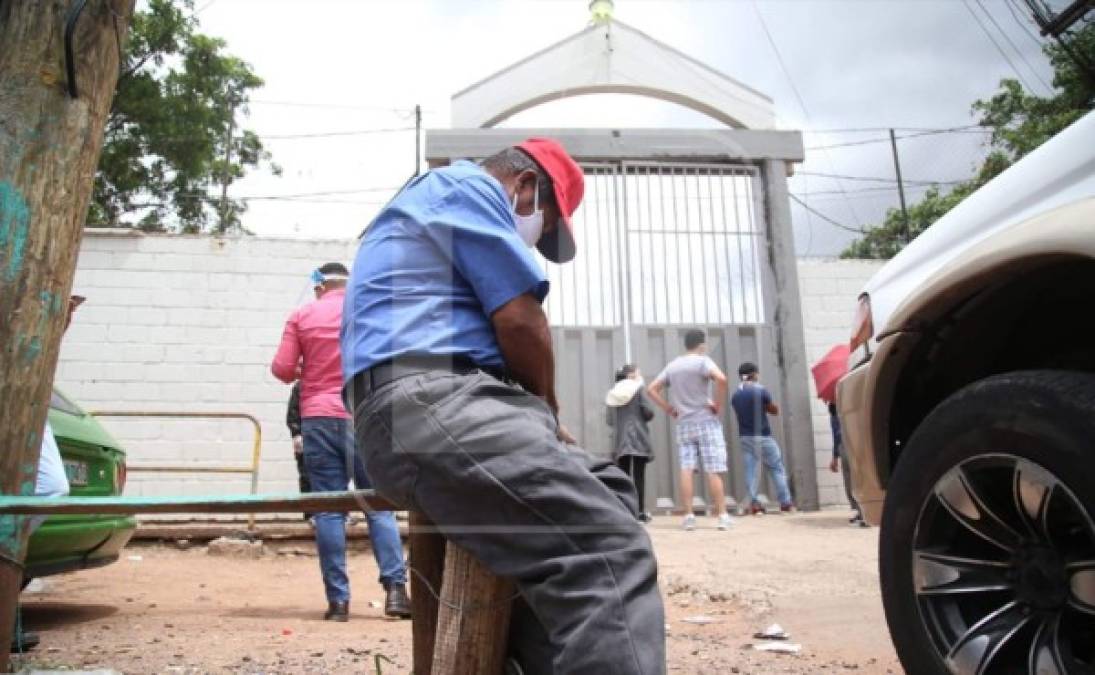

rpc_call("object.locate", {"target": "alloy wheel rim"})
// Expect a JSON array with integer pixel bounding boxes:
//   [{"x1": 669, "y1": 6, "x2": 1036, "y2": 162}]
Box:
[{"x1": 912, "y1": 454, "x2": 1095, "y2": 675}]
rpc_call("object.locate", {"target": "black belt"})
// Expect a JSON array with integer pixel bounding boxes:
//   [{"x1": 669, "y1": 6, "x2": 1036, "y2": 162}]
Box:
[{"x1": 351, "y1": 355, "x2": 509, "y2": 402}]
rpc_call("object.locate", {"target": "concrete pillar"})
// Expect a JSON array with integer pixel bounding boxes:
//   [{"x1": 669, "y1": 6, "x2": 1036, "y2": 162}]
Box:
[{"x1": 760, "y1": 159, "x2": 819, "y2": 510}]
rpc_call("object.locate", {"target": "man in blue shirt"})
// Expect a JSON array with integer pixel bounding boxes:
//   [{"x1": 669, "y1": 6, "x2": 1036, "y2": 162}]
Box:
[
  {"x1": 342, "y1": 139, "x2": 665, "y2": 675},
  {"x1": 730, "y1": 362, "x2": 795, "y2": 514}
]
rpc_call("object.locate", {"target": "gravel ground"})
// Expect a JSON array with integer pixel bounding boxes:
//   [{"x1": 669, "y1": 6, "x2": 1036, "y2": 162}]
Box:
[{"x1": 13, "y1": 510, "x2": 901, "y2": 674}]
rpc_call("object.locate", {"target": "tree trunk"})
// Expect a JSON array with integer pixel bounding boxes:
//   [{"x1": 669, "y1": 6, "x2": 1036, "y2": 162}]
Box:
[
  {"x1": 430, "y1": 543, "x2": 514, "y2": 675},
  {"x1": 410, "y1": 512, "x2": 447, "y2": 675},
  {"x1": 0, "y1": 1, "x2": 135, "y2": 667}
]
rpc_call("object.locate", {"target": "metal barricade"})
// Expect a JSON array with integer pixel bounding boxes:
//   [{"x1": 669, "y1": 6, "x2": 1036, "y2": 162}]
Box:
[{"x1": 90, "y1": 411, "x2": 262, "y2": 530}]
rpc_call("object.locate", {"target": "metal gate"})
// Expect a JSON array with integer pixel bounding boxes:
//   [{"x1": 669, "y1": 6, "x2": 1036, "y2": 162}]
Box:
[{"x1": 546, "y1": 162, "x2": 792, "y2": 512}]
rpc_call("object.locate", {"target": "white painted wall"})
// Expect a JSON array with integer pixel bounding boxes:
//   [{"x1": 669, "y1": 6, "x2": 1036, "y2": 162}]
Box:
[
  {"x1": 56, "y1": 231, "x2": 883, "y2": 509},
  {"x1": 796, "y1": 258, "x2": 886, "y2": 507},
  {"x1": 57, "y1": 231, "x2": 358, "y2": 508}
]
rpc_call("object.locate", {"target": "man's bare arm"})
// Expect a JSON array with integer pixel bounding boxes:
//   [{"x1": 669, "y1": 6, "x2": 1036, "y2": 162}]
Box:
[
  {"x1": 647, "y1": 379, "x2": 677, "y2": 418},
  {"x1": 492, "y1": 293, "x2": 558, "y2": 413},
  {"x1": 707, "y1": 365, "x2": 729, "y2": 416}
]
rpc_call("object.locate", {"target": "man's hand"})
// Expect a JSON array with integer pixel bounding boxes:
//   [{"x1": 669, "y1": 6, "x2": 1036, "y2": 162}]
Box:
[
  {"x1": 492, "y1": 293, "x2": 557, "y2": 410},
  {"x1": 706, "y1": 400, "x2": 721, "y2": 416},
  {"x1": 557, "y1": 424, "x2": 578, "y2": 445},
  {"x1": 292, "y1": 435, "x2": 304, "y2": 456},
  {"x1": 647, "y1": 379, "x2": 678, "y2": 419},
  {"x1": 829, "y1": 456, "x2": 839, "y2": 473}
]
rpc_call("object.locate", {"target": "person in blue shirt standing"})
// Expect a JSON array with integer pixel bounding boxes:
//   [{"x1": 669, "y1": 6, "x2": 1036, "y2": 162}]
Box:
[
  {"x1": 341, "y1": 138, "x2": 665, "y2": 675},
  {"x1": 730, "y1": 362, "x2": 795, "y2": 514}
]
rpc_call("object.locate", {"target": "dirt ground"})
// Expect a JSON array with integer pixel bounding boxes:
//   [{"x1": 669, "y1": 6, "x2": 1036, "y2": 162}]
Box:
[{"x1": 13, "y1": 510, "x2": 901, "y2": 674}]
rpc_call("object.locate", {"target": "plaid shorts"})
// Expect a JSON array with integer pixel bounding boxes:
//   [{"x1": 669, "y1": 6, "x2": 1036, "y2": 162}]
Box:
[{"x1": 676, "y1": 418, "x2": 728, "y2": 472}]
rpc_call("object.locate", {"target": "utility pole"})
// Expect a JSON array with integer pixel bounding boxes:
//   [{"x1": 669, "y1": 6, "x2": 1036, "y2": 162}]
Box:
[
  {"x1": 889, "y1": 128, "x2": 911, "y2": 244},
  {"x1": 0, "y1": 2, "x2": 136, "y2": 667},
  {"x1": 414, "y1": 104, "x2": 422, "y2": 176},
  {"x1": 218, "y1": 97, "x2": 238, "y2": 233}
]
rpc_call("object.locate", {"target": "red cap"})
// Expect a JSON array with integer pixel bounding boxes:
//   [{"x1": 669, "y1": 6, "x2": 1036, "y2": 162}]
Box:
[{"x1": 517, "y1": 137, "x2": 584, "y2": 263}]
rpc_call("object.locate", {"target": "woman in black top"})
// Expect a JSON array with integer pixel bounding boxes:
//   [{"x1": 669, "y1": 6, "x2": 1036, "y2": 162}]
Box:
[{"x1": 606, "y1": 364, "x2": 656, "y2": 522}]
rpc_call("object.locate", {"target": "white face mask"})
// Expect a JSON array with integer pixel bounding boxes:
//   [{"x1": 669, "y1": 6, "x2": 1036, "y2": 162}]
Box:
[{"x1": 512, "y1": 179, "x2": 544, "y2": 248}]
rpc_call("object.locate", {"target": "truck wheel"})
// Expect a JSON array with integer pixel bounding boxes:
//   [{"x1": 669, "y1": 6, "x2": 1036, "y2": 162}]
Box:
[{"x1": 880, "y1": 370, "x2": 1095, "y2": 675}]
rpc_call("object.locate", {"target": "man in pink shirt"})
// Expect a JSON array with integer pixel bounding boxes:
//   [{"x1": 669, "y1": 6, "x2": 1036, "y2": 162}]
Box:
[{"x1": 271, "y1": 262, "x2": 409, "y2": 621}]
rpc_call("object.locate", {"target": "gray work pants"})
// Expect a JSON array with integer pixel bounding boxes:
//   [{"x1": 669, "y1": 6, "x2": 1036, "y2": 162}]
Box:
[{"x1": 351, "y1": 370, "x2": 666, "y2": 675}]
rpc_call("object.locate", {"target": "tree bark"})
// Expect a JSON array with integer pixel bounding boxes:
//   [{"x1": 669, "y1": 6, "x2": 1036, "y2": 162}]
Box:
[
  {"x1": 410, "y1": 512, "x2": 447, "y2": 675},
  {"x1": 0, "y1": 1, "x2": 135, "y2": 667},
  {"x1": 430, "y1": 543, "x2": 514, "y2": 675}
]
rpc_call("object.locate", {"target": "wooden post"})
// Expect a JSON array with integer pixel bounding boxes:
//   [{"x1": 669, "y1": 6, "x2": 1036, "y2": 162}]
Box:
[
  {"x1": 431, "y1": 542, "x2": 514, "y2": 675},
  {"x1": 0, "y1": 2, "x2": 135, "y2": 667},
  {"x1": 410, "y1": 512, "x2": 446, "y2": 675}
]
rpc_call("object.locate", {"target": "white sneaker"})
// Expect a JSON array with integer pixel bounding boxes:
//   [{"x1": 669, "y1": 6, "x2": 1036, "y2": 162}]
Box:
[
  {"x1": 717, "y1": 513, "x2": 734, "y2": 530},
  {"x1": 682, "y1": 514, "x2": 696, "y2": 531}
]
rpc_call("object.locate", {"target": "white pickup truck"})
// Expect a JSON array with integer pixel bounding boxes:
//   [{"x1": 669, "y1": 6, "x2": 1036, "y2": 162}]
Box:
[{"x1": 837, "y1": 110, "x2": 1095, "y2": 675}]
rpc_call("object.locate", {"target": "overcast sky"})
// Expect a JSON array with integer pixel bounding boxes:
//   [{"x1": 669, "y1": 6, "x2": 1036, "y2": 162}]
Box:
[{"x1": 195, "y1": 0, "x2": 1055, "y2": 256}]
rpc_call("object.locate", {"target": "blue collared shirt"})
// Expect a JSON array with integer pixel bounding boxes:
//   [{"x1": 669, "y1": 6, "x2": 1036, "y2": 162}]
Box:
[{"x1": 341, "y1": 160, "x2": 549, "y2": 382}]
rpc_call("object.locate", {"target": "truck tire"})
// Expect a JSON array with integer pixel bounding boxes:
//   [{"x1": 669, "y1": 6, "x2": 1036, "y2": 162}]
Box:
[{"x1": 880, "y1": 370, "x2": 1095, "y2": 675}]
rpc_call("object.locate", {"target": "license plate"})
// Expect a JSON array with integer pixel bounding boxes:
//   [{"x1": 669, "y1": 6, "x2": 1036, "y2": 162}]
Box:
[{"x1": 63, "y1": 460, "x2": 89, "y2": 487}]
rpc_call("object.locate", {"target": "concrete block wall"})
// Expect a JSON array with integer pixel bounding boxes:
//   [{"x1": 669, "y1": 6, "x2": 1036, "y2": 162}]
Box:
[
  {"x1": 55, "y1": 231, "x2": 885, "y2": 509},
  {"x1": 796, "y1": 258, "x2": 886, "y2": 507},
  {"x1": 57, "y1": 231, "x2": 358, "y2": 511}
]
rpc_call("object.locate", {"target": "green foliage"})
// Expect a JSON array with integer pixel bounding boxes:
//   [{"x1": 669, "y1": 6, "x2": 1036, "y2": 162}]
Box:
[
  {"x1": 89, "y1": 0, "x2": 274, "y2": 234},
  {"x1": 841, "y1": 22, "x2": 1094, "y2": 259}
]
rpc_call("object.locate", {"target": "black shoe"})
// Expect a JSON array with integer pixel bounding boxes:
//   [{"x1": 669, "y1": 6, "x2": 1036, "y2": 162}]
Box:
[
  {"x1": 384, "y1": 583, "x2": 412, "y2": 619},
  {"x1": 324, "y1": 600, "x2": 349, "y2": 622},
  {"x1": 9, "y1": 629, "x2": 39, "y2": 653}
]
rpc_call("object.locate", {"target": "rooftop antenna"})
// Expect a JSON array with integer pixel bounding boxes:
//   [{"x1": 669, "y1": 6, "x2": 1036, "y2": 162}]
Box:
[{"x1": 590, "y1": 0, "x2": 614, "y2": 24}]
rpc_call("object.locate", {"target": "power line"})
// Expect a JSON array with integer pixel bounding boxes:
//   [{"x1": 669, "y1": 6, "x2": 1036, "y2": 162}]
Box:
[
  {"x1": 260, "y1": 126, "x2": 416, "y2": 140},
  {"x1": 249, "y1": 99, "x2": 430, "y2": 114},
  {"x1": 805, "y1": 126, "x2": 989, "y2": 151},
  {"x1": 797, "y1": 171, "x2": 967, "y2": 186},
  {"x1": 750, "y1": 0, "x2": 864, "y2": 227},
  {"x1": 974, "y1": 0, "x2": 1054, "y2": 93},
  {"x1": 802, "y1": 124, "x2": 986, "y2": 134},
  {"x1": 790, "y1": 185, "x2": 924, "y2": 197},
  {"x1": 789, "y1": 194, "x2": 866, "y2": 234},
  {"x1": 240, "y1": 187, "x2": 403, "y2": 199},
  {"x1": 962, "y1": 0, "x2": 1038, "y2": 93},
  {"x1": 1004, "y1": 0, "x2": 1050, "y2": 50},
  {"x1": 107, "y1": 126, "x2": 418, "y2": 144}
]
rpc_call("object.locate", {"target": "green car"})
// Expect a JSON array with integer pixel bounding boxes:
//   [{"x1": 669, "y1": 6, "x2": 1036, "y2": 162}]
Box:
[{"x1": 23, "y1": 389, "x2": 136, "y2": 581}]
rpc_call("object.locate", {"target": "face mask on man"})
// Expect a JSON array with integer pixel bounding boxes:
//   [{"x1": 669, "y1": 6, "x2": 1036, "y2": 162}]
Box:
[{"x1": 512, "y1": 178, "x2": 544, "y2": 248}]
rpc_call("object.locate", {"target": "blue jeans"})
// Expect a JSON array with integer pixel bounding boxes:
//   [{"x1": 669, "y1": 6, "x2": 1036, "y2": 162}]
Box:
[
  {"x1": 740, "y1": 436, "x2": 793, "y2": 506},
  {"x1": 302, "y1": 417, "x2": 407, "y2": 603}
]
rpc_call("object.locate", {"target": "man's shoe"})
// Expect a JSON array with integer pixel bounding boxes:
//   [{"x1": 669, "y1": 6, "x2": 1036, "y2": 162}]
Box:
[
  {"x1": 384, "y1": 583, "x2": 412, "y2": 619},
  {"x1": 10, "y1": 629, "x2": 40, "y2": 653},
  {"x1": 780, "y1": 503, "x2": 796, "y2": 513},
  {"x1": 717, "y1": 513, "x2": 734, "y2": 530},
  {"x1": 637, "y1": 512, "x2": 653, "y2": 524},
  {"x1": 682, "y1": 514, "x2": 696, "y2": 531},
  {"x1": 324, "y1": 600, "x2": 349, "y2": 622},
  {"x1": 749, "y1": 502, "x2": 766, "y2": 515}
]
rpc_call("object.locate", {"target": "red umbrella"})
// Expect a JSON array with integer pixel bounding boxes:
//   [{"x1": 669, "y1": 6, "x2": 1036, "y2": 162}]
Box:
[{"x1": 811, "y1": 344, "x2": 851, "y2": 404}]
